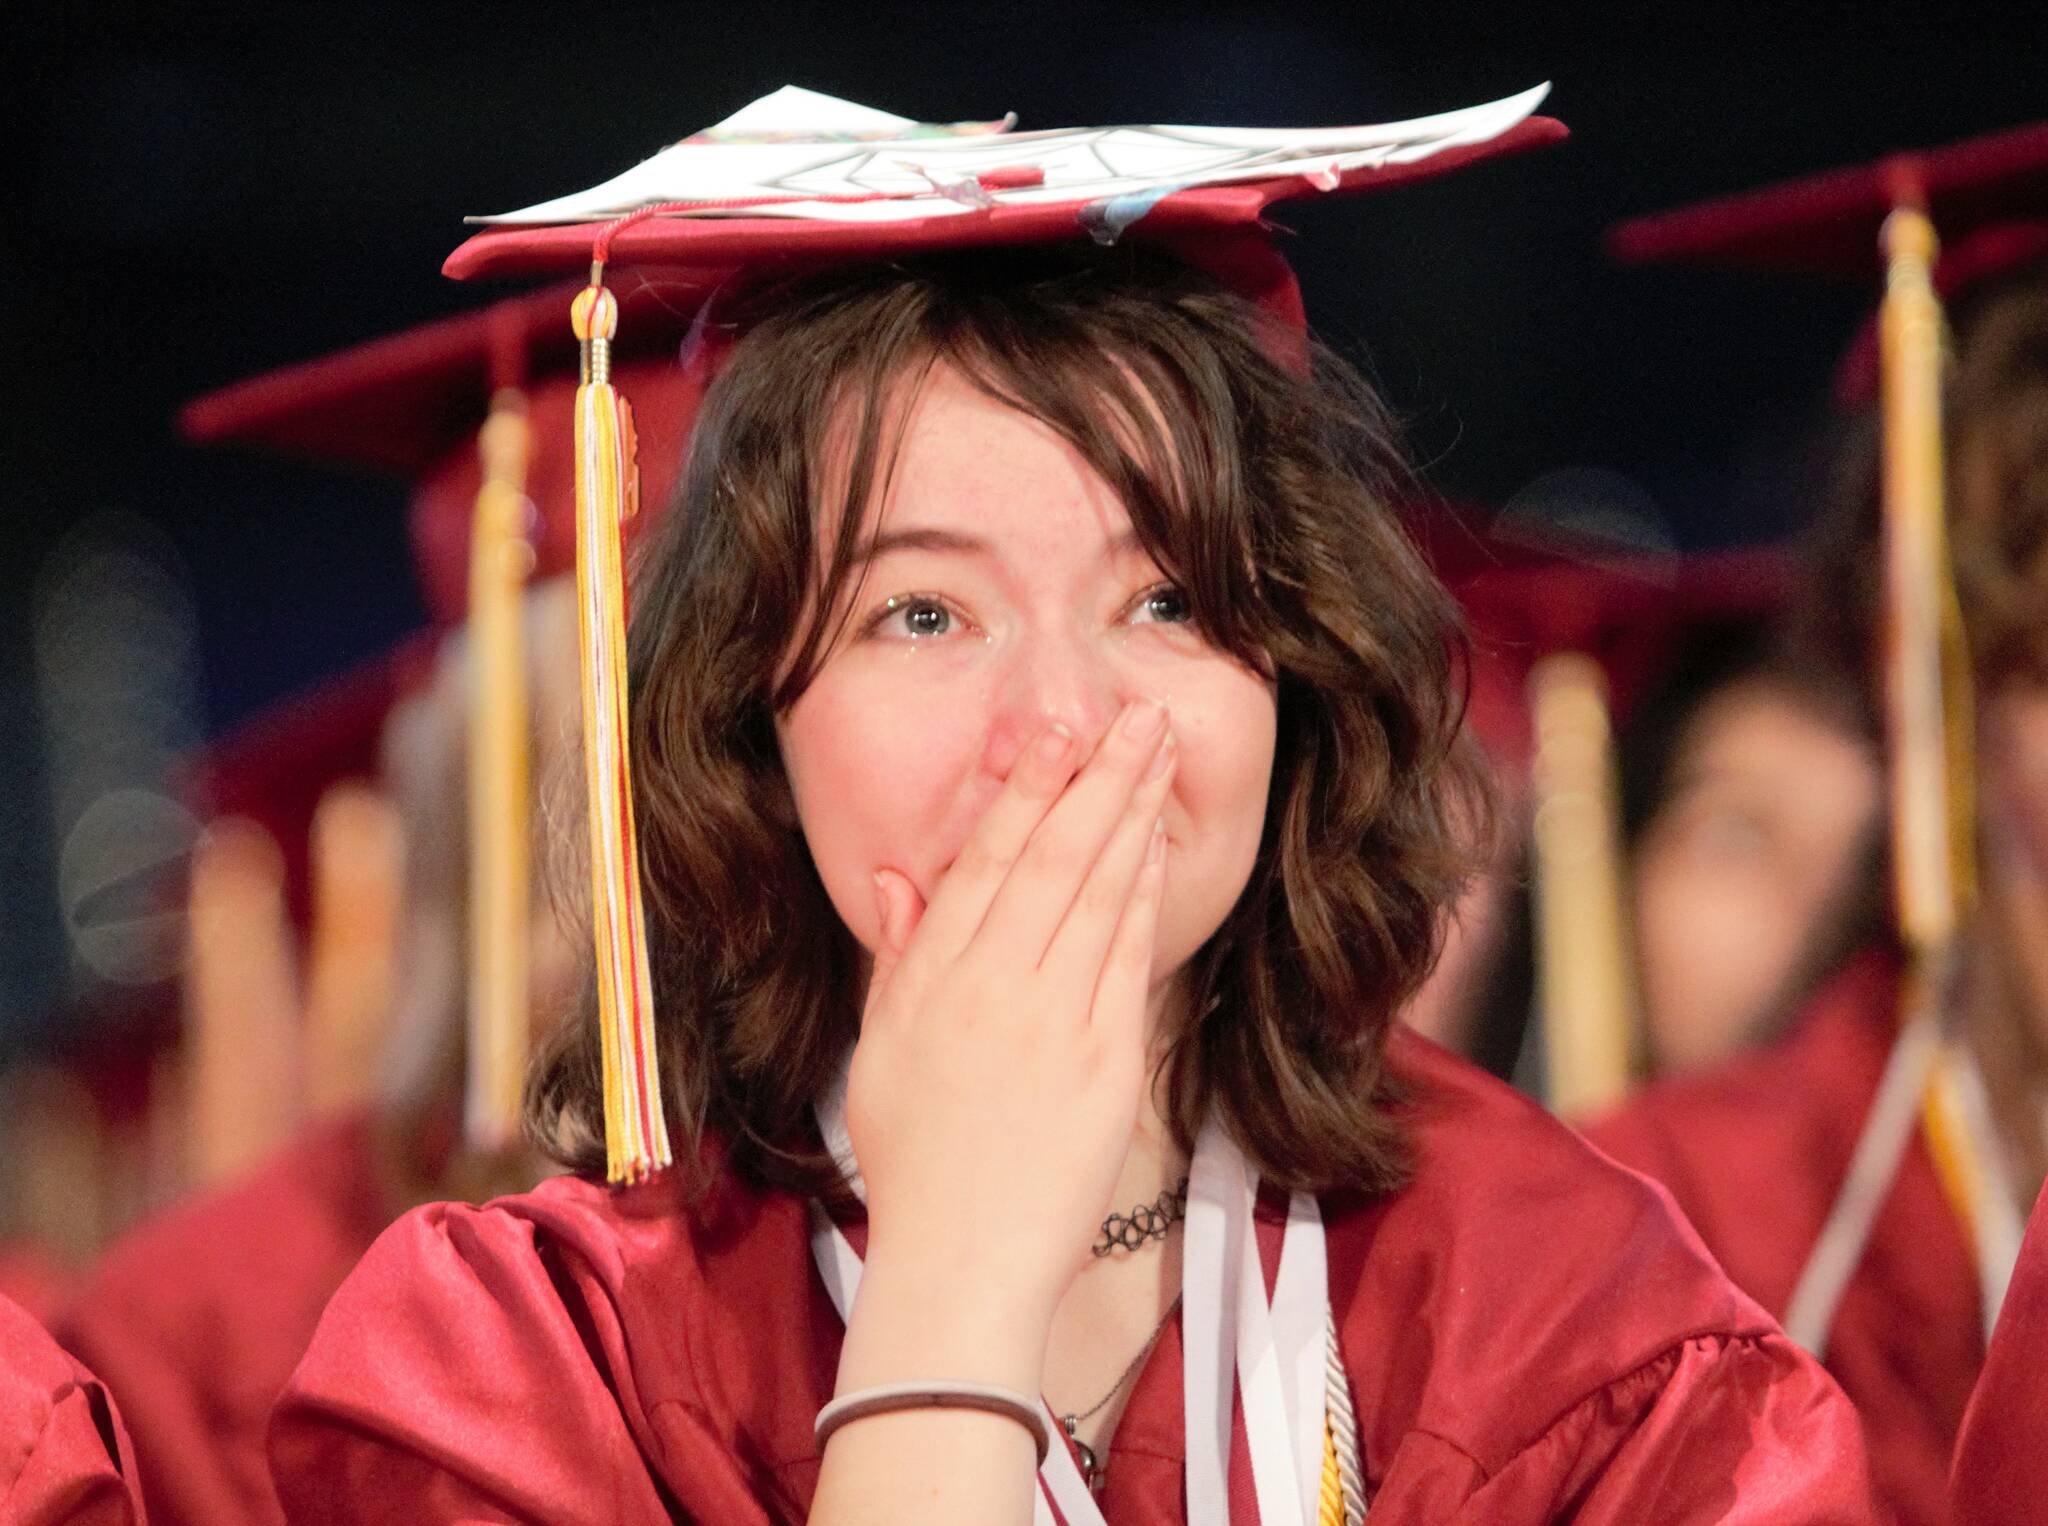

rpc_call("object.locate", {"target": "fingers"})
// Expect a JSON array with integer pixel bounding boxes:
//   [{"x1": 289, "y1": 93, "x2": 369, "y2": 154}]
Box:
[
  {"x1": 1088, "y1": 816, "x2": 1169, "y2": 1045},
  {"x1": 974, "y1": 699, "x2": 1172, "y2": 969},
  {"x1": 894, "y1": 721, "x2": 1081, "y2": 972},
  {"x1": 866, "y1": 869, "x2": 925, "y2": 998},
  {"x1": 1038, "y1": 736, "x2": 1176, "y2": 989}
]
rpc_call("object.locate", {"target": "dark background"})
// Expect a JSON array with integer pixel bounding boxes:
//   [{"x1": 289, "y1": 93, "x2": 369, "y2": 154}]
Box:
[{"x1": 3, "y1": 1, "x2": 2040, "y2": 1039}]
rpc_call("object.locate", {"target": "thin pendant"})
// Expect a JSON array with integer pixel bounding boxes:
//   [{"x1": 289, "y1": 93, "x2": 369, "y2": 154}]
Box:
[{"x1": 1061, "y1": 1414, "x2": 1103, "y2": 1494}]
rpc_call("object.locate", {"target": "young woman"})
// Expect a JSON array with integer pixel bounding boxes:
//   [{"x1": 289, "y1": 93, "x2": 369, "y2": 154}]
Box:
[{"x1": 263, "y1": 239, "x2": 1878, "y2": 1523}]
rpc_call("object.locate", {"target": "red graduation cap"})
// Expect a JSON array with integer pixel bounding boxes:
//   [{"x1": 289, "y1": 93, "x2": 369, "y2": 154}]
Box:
[
  {"x1": 441, "y1": 83, "x2": 1570, "y2": 1184},
  {"x1": 180, "y1": 281, "x2": 711, "y2": 626},
  {"x1": 445, "y1": 84, "x2": 1566, "y2": 326},
  {"x1": 1609, "y1": 119, "x2": 2048, "y2": 404},
  {"x1": 1451, "y1": 537, "x2": 1787, "y2": 780}
]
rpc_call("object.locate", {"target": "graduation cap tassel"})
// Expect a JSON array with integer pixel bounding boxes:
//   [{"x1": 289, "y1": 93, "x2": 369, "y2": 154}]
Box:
[
  {"x1": 1877, "y1": 204, "x2": 2021, "y2": 1316},
  {"x1": 1527, "y1": 652, "x2": 1638, "y2": 1119},
  {"x1": 572, "y1": 262, "x2": 672, "y2": 1183},
  {"x1": 465, "y1": 372, "x2": 535, "y2": 1156}
]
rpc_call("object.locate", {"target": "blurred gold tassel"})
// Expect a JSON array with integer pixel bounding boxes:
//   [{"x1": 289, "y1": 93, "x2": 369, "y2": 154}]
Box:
[
  {"x1": 466, "y1": 384, "x2": 535, "y2": 1155},
  {"x1": 0, "y1": 1068, "x2": 105, "y2": 1270},
  {"x1": 184, "y1": 819, "x2": 301, "y2": 1187},
  {"x1": 303, "y1": 784, "x2": 405, "y2": 1118},
  {"x1": 1878, "y1": 204, "x2": 1995, "y2": 1240},
  {"x1": 1529, "y1": 652, "x2": 1639, "y2": 1119}
]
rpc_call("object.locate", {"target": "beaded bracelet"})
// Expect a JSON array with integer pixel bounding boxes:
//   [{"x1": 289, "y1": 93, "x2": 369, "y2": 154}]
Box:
[{"x1": 814, "y1": 1381, "x2": 1052, "y2": 1464}]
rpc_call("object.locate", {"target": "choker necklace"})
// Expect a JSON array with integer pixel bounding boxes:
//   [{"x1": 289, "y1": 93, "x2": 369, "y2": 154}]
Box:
[
  {"x1": 1093, "y1": 1176, "x2": 1190, "y2": 1257},
  {"x1": 1057, "y1": 1293, "x2": 1182, "y2": 1494}
]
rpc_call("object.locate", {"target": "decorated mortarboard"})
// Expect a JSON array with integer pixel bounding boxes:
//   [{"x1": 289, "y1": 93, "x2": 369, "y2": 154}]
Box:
[
  {"x1": 1616, "y1": 122, "x2": 2041, "y2": 1347},
  {"x1": 445, "y1": 83, "x2": 1568, "y2": 1185}
]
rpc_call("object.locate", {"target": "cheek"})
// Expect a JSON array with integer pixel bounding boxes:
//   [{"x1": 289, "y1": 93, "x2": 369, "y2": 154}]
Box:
[
  {"x1": 778, "y1": 673, "x2": 991, "y2": 943},
  {"x1": 1154, "y1": 668, "x2": 1277, "y2": 960}
]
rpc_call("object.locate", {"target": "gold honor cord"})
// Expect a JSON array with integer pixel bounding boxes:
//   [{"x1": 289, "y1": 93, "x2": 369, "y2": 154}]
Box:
[
  {"x1": 1528, "y1": 652, "x2": 1639, "y2": 1120},
  {"x1": 184, "y1": 819, "x2": 302, "y2": 1189},
  {"x1": 466, "y1": 389, "x2": 535, "y2": 1156},
  {"x1": 303, "y1": 785, "x2": 404, "y2": 1120}
]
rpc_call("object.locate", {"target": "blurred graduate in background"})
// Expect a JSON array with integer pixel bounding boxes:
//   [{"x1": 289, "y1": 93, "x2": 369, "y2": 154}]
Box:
[
  {"x1": 1586, "y1": 121, "x2": 2048, "y2": 1526},
  {"x1": 45, "y1": 284, "x2": 709, "y2": 1526}
]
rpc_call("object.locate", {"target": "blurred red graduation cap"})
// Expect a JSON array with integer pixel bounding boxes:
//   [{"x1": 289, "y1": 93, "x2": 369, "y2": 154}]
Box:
[
  {"x1": 1449, "y1": 534, "x2": 1787, "y2": 781},
  {"x1": 1610, "y1": 119, "x2": 2048, "y2": 403},
  {"x1": 175, "y1": 280, "x2": 710, "y2": 917},
  {"x1": 181, "y1": 281, "x2": 711, "y2": 626}
]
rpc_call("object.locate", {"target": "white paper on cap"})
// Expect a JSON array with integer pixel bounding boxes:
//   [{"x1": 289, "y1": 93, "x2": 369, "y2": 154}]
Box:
[{"x1": 469, "y1": 82, "x2": 1551, "y2": 228}]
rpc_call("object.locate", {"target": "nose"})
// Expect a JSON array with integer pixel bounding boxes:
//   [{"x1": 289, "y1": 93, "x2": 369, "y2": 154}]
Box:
[{"x1": 980, "y1": 629, "x2": 1134, "y2": 779}]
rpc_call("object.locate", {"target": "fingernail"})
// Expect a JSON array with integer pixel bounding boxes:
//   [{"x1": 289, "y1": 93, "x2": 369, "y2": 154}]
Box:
[
  {"x1": 1033, "y1": 724, "x2": 1073, "y2": 763},
  {"x1": 1146, "y1": 817, "x2": 1166, "y2": 864},
  {"x1": 1143, "y1": 729, "x2": 1177, "y2": 780},
  {"x1": 1122, "y1": 698, "x2": 1166, "y2": 739}
]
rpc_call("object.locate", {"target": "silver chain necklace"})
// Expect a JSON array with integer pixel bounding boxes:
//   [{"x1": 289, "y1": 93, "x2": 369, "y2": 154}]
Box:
[{"x1": 1056, "y1": 1292, "x2": 1183, "y2": 1494}]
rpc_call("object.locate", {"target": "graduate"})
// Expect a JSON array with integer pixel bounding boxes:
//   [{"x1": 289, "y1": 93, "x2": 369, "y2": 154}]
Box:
[
  {"x1": 1618, "y1": 609, "x2": 1882, "y2": 1076},
  {"x1": 54, "y1": 287, "x2": 703, "y2": 1526},
  {"x1": 1, "y1": 1292, "x2": 145, "y2": 1525},
  {"x1": 1586, "y1": 120, "x2": 2048, "y2": 1525},
  {"x1": 271, "y1": 87, "x2": 1875, "y2": 1524},
  {"x1": 1430, "y1": 543, "x2": 1880, "y2": 1090}
]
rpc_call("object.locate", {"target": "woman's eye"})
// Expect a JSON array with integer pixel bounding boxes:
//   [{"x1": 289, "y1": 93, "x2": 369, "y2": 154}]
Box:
[
  {"x1": 1132, "y1": 584, "x2": 1192, "y2": 625},
  {"x1": 873, "y1": 596, "x2": 953, "y2": 639}
]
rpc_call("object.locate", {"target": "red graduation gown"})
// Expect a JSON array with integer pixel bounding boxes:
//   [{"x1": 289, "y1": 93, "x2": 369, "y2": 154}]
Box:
[
  {"x1": 1949, "y1": 1183, "x2": 2048, "y2": 1522},
  {"x1": 0, "y1": 1244, "x2": 70, "y2": 1329},
  {"x1": 57, "y1": 1111, "x2": 394, "y2": 1526},
  {"x1": 270, "y1": 1030, "x2": 1874, "y2": 1523},
  {"x1": 1, "y1": 1293, "x2": 145, "y2": 1526},
  {"x1": 1585, "y1": 951, "x2": 1979, "y2": 1526}
]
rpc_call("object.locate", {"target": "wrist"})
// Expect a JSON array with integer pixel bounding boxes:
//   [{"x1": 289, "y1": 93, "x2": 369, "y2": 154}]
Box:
[{"x1": 836, "y1": 1251, "x2": 1054, "y2": 1398}]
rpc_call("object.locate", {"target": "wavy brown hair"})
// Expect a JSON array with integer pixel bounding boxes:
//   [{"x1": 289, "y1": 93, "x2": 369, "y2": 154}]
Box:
[{"x1": 527, "y1": 247, "x2": 1489, "y2": 1199}]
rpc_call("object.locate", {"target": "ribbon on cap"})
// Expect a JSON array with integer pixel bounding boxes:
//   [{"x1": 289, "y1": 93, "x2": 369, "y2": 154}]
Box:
[{"x1": 572, "y1": 252, "x2": 671, "y2": 1183}]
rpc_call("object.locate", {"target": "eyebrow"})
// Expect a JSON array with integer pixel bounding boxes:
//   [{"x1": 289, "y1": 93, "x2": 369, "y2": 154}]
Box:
[{"x1": 848, "y1": 525, "x2": 1146, "y2": 566}]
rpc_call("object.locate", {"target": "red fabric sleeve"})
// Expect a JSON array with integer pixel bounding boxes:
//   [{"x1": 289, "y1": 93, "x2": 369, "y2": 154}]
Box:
[
  {"x1": 1950, "y1": 1184, "x2": 2048, "y2": 1523},
  {"x1": 267, "y1": 1199, "x2": 761, "y2": 1526},
  {"x1": 1366, "y1": 1331, "x2": 1876, "y2": 1523},
  {"x1": 55, "y1": 1310, "x2": 231, "y2": 1526},
  {"x1": 1, "y1": 1295, "x2": 146, "y2": 1526}
]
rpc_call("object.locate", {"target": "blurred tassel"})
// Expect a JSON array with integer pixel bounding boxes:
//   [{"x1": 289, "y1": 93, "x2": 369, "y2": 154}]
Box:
[
  {"x1": 572, "y1": 269, "x2": 670, "y2": 1183},
  {"x1": 466, "y1": 372, "x2": 536, "y2": 1155},
  {"x1": 0, "y1": 1068, "x2": 105, "y2": 1274},
  {"x1": 1528, "y1": 652, "x2": 1639, "y2": 1119},
  {"x1": 303, "y1": 785, "x2": 404, "y2": 1118},
  {"x1": 184, "y1": 819, "x2": 301, "y2": 1187},
  {"x1": 1878, "y1": 202, "x2": 2010, "y2": 1279},
  {"x1": 1880, "y1": 204, "x2": 1961, "y2": 959}
]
